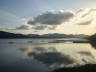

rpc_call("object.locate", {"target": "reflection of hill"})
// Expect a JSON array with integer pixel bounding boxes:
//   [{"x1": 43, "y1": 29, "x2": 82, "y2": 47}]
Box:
[{"x1": 53, "y1": 64, "x2": 96, "y2": 72}]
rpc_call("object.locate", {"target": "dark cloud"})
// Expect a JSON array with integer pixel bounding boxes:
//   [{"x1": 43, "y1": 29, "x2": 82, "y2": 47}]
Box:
[
  {"x1": 77, "y1": 20, "x2": 93, "y2": 25},
  {"x1": 16, "y1": 25, "x2": 31, "y2": 30},
  {"x1": 33, "y1": 25, "x2": 47, "y2": 30},
  {"x1": 17, "y1": 24, "x2": 56, "y2": 30},
  {"x1": 33, "y1": 25, "x2": 56, "y2": 30},
  {"x1": 27, "y1": 11, "x2": 74, "y2": 25},
  {"x1": 27, "y1": 19, "x2": 36, "y2": 25}
]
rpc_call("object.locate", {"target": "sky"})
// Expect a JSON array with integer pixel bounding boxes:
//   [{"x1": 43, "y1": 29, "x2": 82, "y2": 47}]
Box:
[{"x1": 0, "y1": 0, "x2": 96, "y2": 35}]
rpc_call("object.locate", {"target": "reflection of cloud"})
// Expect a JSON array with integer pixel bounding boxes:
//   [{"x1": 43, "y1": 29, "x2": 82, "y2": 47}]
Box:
[
  {"x1": 31, "y1": 46, "x2": 57, "y2": 53},
  {"x1": 32, "y1": 47, "x2": 47, "y2": 53},
  {"x1": 33, "y1": 25, "x2": 48, "y2": 30},
  {"x1": 19, "y1": 48, "x2": 28, "y2": 52},
  {"x1": 27, "y1": 46, "x2": 76, "y2": 67},
  {"x1": 77, "y1": 51, "x2": 96, "y2": 64},
  {"x1": 77, "y1": 51, "x2": 93, "y2": 56},
  {"x1": 48, "y1": 47, "x2": 57, "y2": 52},
  {"x1": 28, "y1": 52, "x2": 75, "y2": 66}
]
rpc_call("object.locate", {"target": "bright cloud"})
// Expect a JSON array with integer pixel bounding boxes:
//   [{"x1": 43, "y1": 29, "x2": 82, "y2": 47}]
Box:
[{"x1": 16, "y1": 8, "x2": 96, "y2": 34}]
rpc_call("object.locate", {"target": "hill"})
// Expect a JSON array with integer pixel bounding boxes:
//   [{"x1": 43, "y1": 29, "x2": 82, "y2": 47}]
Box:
[
  {"x1": 88, "y1": 34, "x2": 96, "y2": 42},
  {"x1": 27, "y1": 33, "x2": 88, "y2": 38},
  {"x1": 0, "y1": 31, "x2": 29, "y2": 38},
  {"x1": 0, "y1": 31, "x2": 88, "y2": 38}
]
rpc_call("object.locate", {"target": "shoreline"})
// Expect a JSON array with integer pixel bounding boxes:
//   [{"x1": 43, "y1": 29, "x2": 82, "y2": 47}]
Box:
[{"x1": 53, "y1": 64, "x2": 96, "y2": 72}]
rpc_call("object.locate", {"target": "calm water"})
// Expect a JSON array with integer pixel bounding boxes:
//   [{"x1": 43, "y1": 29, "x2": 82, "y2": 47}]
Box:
[{"x1": 0, "y1": 39, "x2": 96, "y2": 72}]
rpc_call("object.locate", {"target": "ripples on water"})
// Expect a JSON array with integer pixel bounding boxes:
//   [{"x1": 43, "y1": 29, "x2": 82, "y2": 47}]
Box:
[{"x1": 0, "y1": 39, "x2": 96, "y2": 72}]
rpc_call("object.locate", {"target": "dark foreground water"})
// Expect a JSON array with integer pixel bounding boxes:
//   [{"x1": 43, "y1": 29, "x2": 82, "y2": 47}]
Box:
[{"x1": 0, "y1": 39, "x2": 96, "y2": 72}]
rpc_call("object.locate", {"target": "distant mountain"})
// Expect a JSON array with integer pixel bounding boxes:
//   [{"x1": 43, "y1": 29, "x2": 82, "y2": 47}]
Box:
[
  {"x1": 0, "y1": 31, "x2": 88, "y2": 38},
  {"x1": 27, "y1": 33, "x2": 70, "y2": 38},
  {"x1": 27, "y1": 33, "x2": 88, "y2": 38},
  {"x1": 0, "y1": 31, "x2": 29, "y2": 38},
  {"x1": 73, "y1": 34, "x2": 88, "y2": 38}
]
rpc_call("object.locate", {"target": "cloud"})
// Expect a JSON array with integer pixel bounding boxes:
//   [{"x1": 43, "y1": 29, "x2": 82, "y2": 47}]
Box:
[
  {"x1": 33, "y1": 26, "x2": 46, "y2": 30},
  {"x1": 77, "y1": 19, "x2": 93, "y2": 25},
  {"x1": 16, "y1": 8, "x2": 96, "y2": 34},
  {"x1": 16, "y1": 24, "x2": 56, "y2": 30},
  {"x1": 77, "y1": 8, "x2": 96, "y2": 18},
  {"x1": 68, "y1": 8, "x2": 96, "y2": 25},
  {"x1": 0, "y1": 8, "x2": 96, "y2": 34},
  {"x1": 16, "y1": 25, "x2": 32, "y2": 30},
  {"x1": 0, "y1": 26, "x2": 16, "y2": 31},
  {"x1": 27, "y1": 11, "x2": 74, "y2": 25},
  {"x1": 17, "y1": 10, "x2": 74, "y2": 30},
  {"x1": 33, "y1": 25, "x2": 57, "y2": 30}
]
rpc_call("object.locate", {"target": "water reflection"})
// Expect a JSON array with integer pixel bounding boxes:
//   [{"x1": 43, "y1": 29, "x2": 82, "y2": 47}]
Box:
[
  {"x1": 19, "y1": 47, "x2": 28, "y2": 52},
  {"x1": 0, "y1": 58, "x2": 49, "y2": 72},
  {"x1": 77, "y1": 51, "x2": 96, "y2": 64},
  {"x1": 25, "y1": 45, "x2": 96, "y2": 68},
  {"x1": 27, "y1": 46, "x2": 77, "y2": 69},
  {"x1": 1, "y1": 39, "x2": 96, "y2": 72},
  {"x1": 16, "y1": 43, "x2": 96, "y2": 68},
  {"x1": 77, "y1": 51, "x2": 93, "y2": 56},
  {"x1": 32, "y1": 47, "x2": 48, "y2": 53},
  {"x1": 8, "y1": 41, "x2": 15, "y2": 44},
  {"x1": 28, "y1": 51, "x2": 75, "y2": 66}
]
